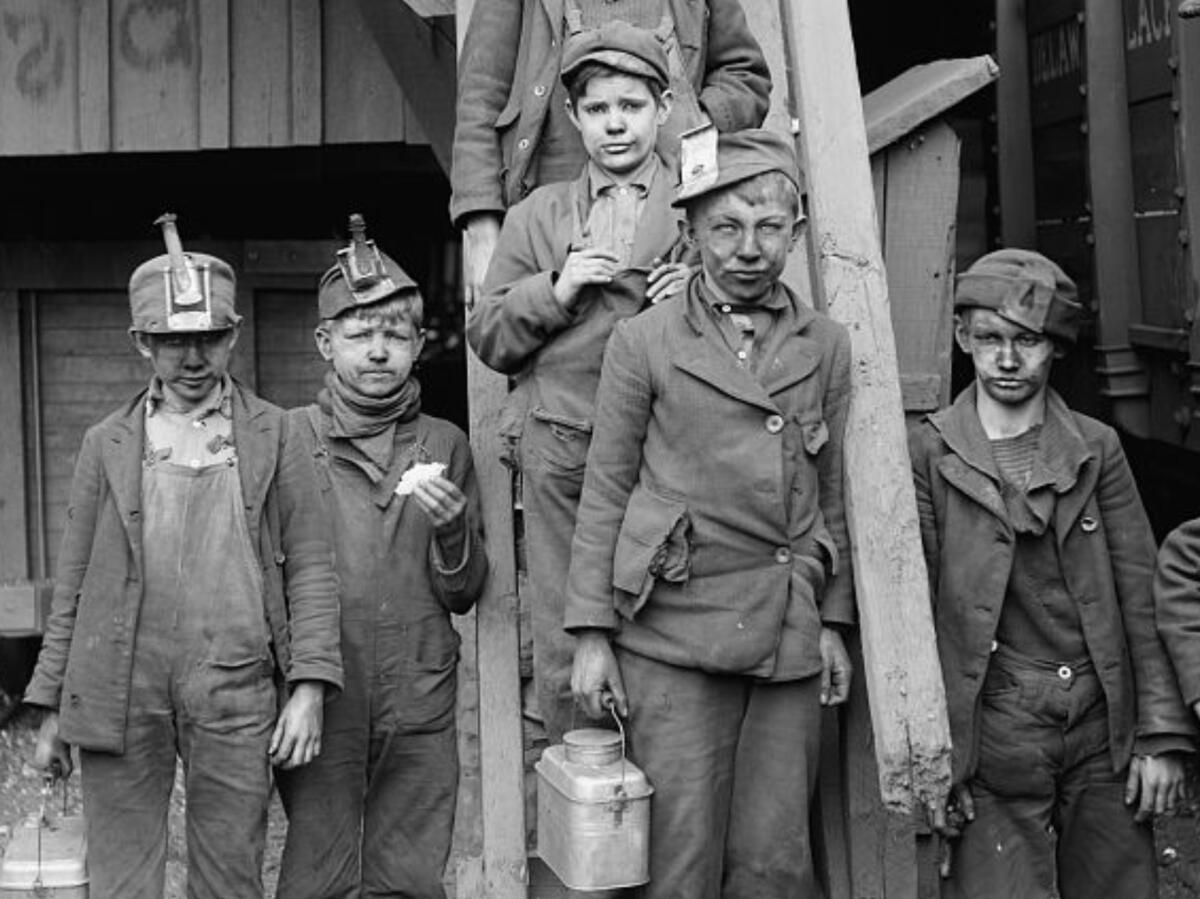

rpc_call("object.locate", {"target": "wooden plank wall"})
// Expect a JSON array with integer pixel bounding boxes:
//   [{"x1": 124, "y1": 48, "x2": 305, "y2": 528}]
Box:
[
  {"x1": 0, "y1": 291, "x2": 27, "y2": 583},
  {"x1": 0, "y1": 0, "x2": 427, "y2": 155}
]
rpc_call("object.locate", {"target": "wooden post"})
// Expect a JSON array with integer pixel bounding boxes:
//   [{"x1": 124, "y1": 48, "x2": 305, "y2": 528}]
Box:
[
  {"x1": 1179, "y1": 15, "x2": 1200, "y2": 406},
  {"x1": 784, "y1": 0, "x2": 953, "y2": 823},
  {"x1": 1083, "y1": 0, "x2": 1150, "y2": 436},
  {"x1": 995, "y1": 0, "x2": 1038, "y2": 248},
  {"x1": 0, "y1": 290, "x2": 27, "y2": 583},
  {"x1": 455, "y1": 1, "x2": 529, "y2": 897}
]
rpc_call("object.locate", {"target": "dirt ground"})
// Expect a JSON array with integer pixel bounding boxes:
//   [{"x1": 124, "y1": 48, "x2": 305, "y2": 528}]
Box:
[{"x1": 3, "y1": 691, "x2": 1200, "y2": 898}]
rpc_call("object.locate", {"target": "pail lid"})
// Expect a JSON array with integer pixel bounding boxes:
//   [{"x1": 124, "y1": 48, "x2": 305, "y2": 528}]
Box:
[{"x1": 563, "y1": 728, "x2": 622, "y2": 766}]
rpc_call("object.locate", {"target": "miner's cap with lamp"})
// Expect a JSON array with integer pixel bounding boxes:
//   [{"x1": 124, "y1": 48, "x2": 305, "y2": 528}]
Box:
[
  {"x1": 559, "y1": 19, "x2": 671, "y2": 91},
  {"x1": 319, "y1": 214, "x2": 420, "y2": 320},
  {"x1": 128, "y1": 214, "x2": 240, "y2": 333},
  {"x1": 672, "y1": 126, "x2": 804, "y2": 210},
  {"x1": 955, "y1": 248, "x2": 1082, "y2": 345}
]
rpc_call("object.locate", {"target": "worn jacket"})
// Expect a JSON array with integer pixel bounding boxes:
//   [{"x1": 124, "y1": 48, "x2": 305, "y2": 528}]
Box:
[
  {"x1": 296, "y1": 405, "x2": 488, "y2": 730},
  {"x1": 910, "y1": 386, "x2": 1194, "y2": 782},
  {"x1": 1155, "y1": 518, "x2": 1200, "y2": 708},
  {"x1": 449, "y1": 0, "x2": 771, "y2": 226},
  {"x1": 468, "y1": 161, "x2": 689, "y2": 446},
  {"x1": 25, "y1": 382, "x2": 343, "y2": 753},
  {"x1": 564, "y1": 275, "x2": 854, "y2": 680}
]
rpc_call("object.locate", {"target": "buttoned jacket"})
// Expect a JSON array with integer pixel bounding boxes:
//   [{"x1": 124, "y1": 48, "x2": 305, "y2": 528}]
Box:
[
  {"x1": 449, "y1": 0, "x2": 770, "y2": 225},
  {"x1": 910, "y1": 386, "x2": 1194, "y2": 782},
  {"x1": 468, "y1": 160, "x2": 688, "y2": 437},
  {"x1": 564, "y1": 276, "x2": 853, "y2": 680},
  {"x1": 25, "y1": 382, "x2": 343, "y2": 753}
]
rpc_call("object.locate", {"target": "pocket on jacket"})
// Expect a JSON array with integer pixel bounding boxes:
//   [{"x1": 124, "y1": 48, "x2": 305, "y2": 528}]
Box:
[
  {"x1": 612, "y1": 485, "x2": 691, "y2": 621},
  {"x1": 524, "y1": 407, "x2": 592, "y2": 476}
]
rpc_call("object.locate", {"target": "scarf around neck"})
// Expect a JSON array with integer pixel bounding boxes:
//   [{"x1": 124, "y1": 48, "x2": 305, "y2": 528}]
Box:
[{"x1": 319, "y1": 370, "x2": 422, "y2": 440}]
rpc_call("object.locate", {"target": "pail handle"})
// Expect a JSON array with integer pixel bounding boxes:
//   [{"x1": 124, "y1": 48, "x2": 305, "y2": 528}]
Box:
[
  {"x1": 605, "y1": 699, "x2": 629, "y2": 795},
  {"x1": 34, "y1": 773, "x2": 67, "y2": 897}
]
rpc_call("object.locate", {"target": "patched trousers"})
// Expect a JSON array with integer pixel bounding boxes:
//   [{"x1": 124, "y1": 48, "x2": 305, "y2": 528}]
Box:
[
  {"x1": 617, "y1": 648, "x2": 824, "y2": 899},
  {"x1": 945, "y1": 646, "x2": 1156, "y2": 899}
]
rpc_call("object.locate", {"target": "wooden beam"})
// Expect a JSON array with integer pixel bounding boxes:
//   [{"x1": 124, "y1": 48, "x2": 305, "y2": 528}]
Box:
[
  {"x1": 862, "y1": 57, "x2": 998, "y2": 157},
  {"x1": 456, "y1": 2, "x2": 529, "y2": 896},
  {"x1": 404, "y1": 0, "x2": 456, "y2": 17},
  {"x1": 290, "y1": 0, "x2": 323, "y2": 145},
  {"x1": 357, "y1": 0, "x2": 457, "y2": 172},
  {"x1": 1084, "y1": 0, "x2": 1150, "y2": 435},
  {"x1": 0, "y1": 291, "x2": 28, "y2": 583},
  {"x1": 78, "y1": 0, "x2": 111, "y2": 153},
  {"x1": 785, "y1": 0, "x2": 953, "y2": 818},
  {"x1": 199, "y1": 0, "x2": 232, "y2": 149},
  {"x1": 995, "y1": 0, "x2": 1038, "y2": 248}
]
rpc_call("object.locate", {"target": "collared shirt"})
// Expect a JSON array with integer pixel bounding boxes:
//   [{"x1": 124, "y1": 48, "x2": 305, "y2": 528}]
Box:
[
  {"x1": 585, "y1": 155, "x2": 659, "y2": 268},
  {"x1": 144, "y1": 375, "x2": 236, "y2": 469},
  {"x1": 698, "y1": 271, "x2": 789, "y2": 379}
]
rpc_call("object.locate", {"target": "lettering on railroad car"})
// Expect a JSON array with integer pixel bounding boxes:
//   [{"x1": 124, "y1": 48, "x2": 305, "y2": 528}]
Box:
[
  {"x1": 1126, "y1": 0, "x2": 1173, "y2": 50},
  {"x1": 1031, "y1": 20, "x2": 1082, "y2": 86}
]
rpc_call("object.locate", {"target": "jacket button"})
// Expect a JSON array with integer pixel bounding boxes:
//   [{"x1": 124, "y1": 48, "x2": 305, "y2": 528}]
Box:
[
  {"x1": 765, "y1": 414, "x2": 784, "y2": 434},
  {"x1": 1080, "y1": 516, "x2": 1098, "y2": 533},
  {"x1": 774, "y1": 547, "x2": 791, "y2": 564},
  {"x1": 518, "y1": 138, "x2": 530, "y2": 151},
  {"x1": 533, "y1": 84, "x2": 546, "y2": 97}
]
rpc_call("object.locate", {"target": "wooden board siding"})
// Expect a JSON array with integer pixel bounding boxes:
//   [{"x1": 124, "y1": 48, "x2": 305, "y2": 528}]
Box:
[
  {"x1": 254, "y1": 289, "x2": 325, "y2": 411},
  {"x1": 0, "y1": 0, "x2": 430, "y2": 156},
  {"x1": 33, "y1": 291, "x2": 143, "y2": 576}
]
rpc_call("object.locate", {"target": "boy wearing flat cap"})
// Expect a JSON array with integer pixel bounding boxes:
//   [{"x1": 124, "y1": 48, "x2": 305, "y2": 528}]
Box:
[
  {"x1": 565, "y1": 128, "x2": 854, "y2": 899},
  {"x1": 26, "y1": 215, "x2": 342, "y2": 899},
  {"x1": 910, "y1": 249, "x2": 1194, "y2": 898},
  {"x1": 468, "y1": 20, "x2": 695, "y2": 742},
  {"x1": 451, "y1": 0, "x2": 770, "y2": 304},
  {"x1": 275, "y1": 217, "x2": 487, "y2": 899}
]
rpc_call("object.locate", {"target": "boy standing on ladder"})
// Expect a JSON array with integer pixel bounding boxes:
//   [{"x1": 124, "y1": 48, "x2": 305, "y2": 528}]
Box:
[
  {"x1": 911, "y1": 249, "x2": 1194, "y2": 898},
  {"x1": 468, "y1": 21, "x2": 695, "y2": 742}
]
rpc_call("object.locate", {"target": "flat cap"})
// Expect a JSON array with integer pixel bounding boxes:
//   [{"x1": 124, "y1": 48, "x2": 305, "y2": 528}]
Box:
[
  {"x1": 129, "y1": 252, "x2": 239, "y2": 333},
  {"x1": 673, "y1": 128, "x2": 801, "y2": 207},
  {"x1": 956, "y1": 248, "x2": 1082, "y2": 344},
  {"x1": 560, "y1": 20, "x2": 670, "y2": 91}
]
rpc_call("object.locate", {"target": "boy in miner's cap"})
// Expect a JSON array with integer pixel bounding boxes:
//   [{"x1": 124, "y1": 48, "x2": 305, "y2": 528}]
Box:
[
  {"x1": 911, "y1": 249, "x2": 1194, "y2": 898},
  {"x1": 468, "y1": 19, "x2": 696, "y2": 743},
  {"x1": 26, "y1": 215, "x2": 342, "y2": 899},
  {"x1": 565, "y1": 128, "x2": 854, "y2": 898},
  {"x1": 275, "y1": 216, "x2": 487, "y2": 899}
]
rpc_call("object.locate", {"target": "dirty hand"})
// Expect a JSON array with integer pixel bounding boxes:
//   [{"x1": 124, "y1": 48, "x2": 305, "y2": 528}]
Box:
[
  {"x1": 929, "y1": 782, "x2": 974, "y2": 878},
  {"x1": 818, "y1": 627, "x2": 852, "y2": 706},
  {"x1": 571, "y1": 630, "x2": 628, "y2": 720},
  {"x1": 270, "y1": 681, "x2": 325, "y2": 769},
  {"x1": 463, "y1": 213, "x2": 502, "y2": 309},
  {"x1": 1125, "y1": 752, "x2": 1188, "y2": 822},
  {"x1": 33, "y1": 710, "x2": 73, "y2": 780},
  {"x1": 553, "y1": 248, "x2": 620, "y2": 310},
  {"x1": 646, "y1": 259, "x2": 691, "y2": 304},
  {"x1": 413, "y1": 475, "x2": 467, "y2": 531}
]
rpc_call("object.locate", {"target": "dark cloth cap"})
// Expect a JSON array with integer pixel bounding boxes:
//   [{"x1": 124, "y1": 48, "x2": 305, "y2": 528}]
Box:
[
  {"x1": 955, "y1": 249, "x2": 1082, "y2": 344},
  {"x1": 319, "y1": 251, "x2": 419, "y2": 320},
  {"x1": 560, "y1": 20, "x2": 670, "y2": 91},
  {"x1": 128, "y1": 253, "x2": 239, "y2": 333},
  {"x1": 673, "y1": 128, "x2": 801, "y2": 207}
]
